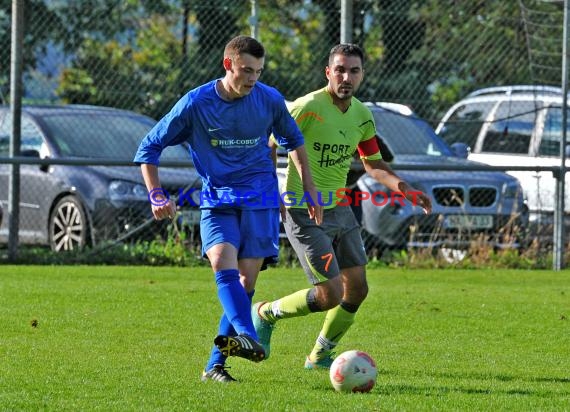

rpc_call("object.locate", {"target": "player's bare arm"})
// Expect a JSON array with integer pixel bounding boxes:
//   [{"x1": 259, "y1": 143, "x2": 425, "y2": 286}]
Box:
[
  {"x1": 288, "y1": 146, "x2": 323, "y2": 225},
  {"x1": 269, "y1": 139, "x2": 287, "y2": 222},
  {"x1": 362, "y1": 157, "x2": 432, "y2": 214}
]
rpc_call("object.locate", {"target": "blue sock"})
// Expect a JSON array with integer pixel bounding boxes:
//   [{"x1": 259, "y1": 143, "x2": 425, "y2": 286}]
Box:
[
  {"x1": 205, "y1": 289, "x2": 255, "y2": 371},
  {"x1": 214, "y1": 269, "x2": 257, "y2": 338}
]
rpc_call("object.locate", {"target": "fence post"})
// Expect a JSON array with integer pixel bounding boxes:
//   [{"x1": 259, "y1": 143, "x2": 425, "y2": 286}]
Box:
[
  {"x1": 8, "y1": 0, "x2": 24, "y2": 261},
  {"x1": 340, "y1": 0, "x2": 353, "y2": 43},
  {"x1": 554, "y1": 0, "x2": 569, "y2": 270},
  {"x1": 250, "y1": 0, "x2": 259, "y2": 40}
]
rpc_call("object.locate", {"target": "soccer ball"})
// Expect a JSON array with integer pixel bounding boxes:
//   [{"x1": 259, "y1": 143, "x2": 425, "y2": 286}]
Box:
[{"x1": 329, "y1": 350, "x2": 377, "y2": 393}]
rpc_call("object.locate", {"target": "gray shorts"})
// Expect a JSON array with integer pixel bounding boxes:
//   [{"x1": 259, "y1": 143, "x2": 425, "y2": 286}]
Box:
[{"x1": 284, "y1": 206, "x2": 368, "y2": 285}]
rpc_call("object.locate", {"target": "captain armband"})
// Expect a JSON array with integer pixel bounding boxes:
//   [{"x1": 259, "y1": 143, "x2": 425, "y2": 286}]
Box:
[{"x1": 357, "y1": 136, "x2": 382, "y2": 160}]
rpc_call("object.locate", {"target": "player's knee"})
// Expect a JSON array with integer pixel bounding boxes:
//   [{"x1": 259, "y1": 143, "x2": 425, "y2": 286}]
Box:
[
  {"x1": 315, "y1": 279, "x2": 343, "y2": 309},
  {"x1": 360, "y1": 280, "x2": 370, "y2": 301},
  {"x1": 344, "y1": 281, "x2": 368, "y2": 304},
  {"x1": 357, "y1": 283, "x2": 369, "y2": 302},
  {"x1": 240, "y1": 276, "x2": 256, "y2": 292}
]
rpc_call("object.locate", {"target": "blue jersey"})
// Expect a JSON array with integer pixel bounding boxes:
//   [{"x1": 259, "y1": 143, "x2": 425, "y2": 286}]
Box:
[{"x1": 134, "y1": 79, "x2": 304, "y2": 209}]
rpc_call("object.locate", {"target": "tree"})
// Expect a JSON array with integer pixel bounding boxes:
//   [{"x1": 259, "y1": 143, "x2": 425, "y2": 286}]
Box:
[
  {"x1": 406, "y1": 0, "x2": 531, "y2": 120},
  {"x1": 0, "y1": 0, "x2": 64, "y2": 102},
  {"x1": 4, "y1": 0, "x2": 549, "y2": 124},
  {"x1": 57, "y1": 15, "x2": 185, "y2": 119}
]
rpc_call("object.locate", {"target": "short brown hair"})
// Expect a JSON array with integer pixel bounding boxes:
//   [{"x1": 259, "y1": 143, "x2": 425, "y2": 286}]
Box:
[
  {"x1": 224, "y1": 35, "x2": 265, "y2": 59},
  {"x1": 328, "y1": 43, "x2": 365, "y2": 66}
]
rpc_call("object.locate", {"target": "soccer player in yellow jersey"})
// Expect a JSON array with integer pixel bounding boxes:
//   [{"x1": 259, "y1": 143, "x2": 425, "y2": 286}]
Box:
[{"x1": 253, "y1": 43, "x2": 432, "y2": 368}]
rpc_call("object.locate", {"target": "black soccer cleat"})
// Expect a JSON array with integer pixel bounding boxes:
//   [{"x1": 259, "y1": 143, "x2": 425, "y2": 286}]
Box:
[{"x1": 214, "y1": 334, "x2": 266, "y2": 363}]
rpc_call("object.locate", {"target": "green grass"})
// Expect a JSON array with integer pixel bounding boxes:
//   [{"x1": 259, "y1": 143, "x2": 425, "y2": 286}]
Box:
[{"x1": 0, "y1": 266, "x2": 568, "y2": 411}]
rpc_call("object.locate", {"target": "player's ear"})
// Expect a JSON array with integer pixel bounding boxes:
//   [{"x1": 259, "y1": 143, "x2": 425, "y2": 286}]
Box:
[{"x1": 223, "y1": 57, "x2": 232, "y2": 71}]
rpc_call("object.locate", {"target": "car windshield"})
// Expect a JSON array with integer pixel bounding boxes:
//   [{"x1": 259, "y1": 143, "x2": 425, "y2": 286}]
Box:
[
  {"x1": 372, "y1": 110, "x2": 453, "y2": 157},
  {"x1": 41, "y1": 111, "x2": 189, "y2": 161}
]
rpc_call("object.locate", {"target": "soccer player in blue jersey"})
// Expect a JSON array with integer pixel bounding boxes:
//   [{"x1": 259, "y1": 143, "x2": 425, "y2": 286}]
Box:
[{"x1": 134, "y1": 35, "x2": 322, "y2": 383}]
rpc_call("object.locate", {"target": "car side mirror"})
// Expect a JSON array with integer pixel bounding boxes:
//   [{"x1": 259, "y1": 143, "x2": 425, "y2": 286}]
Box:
[
  {"x1": 20, "y1": 149, "x2": 49, "y2": 172},
  {"x1": 451, "y1": 142, "x2": 470, "y2": 159},
  {"x1": 21, "y1": 149, "x2": 40, "y2": 157}
]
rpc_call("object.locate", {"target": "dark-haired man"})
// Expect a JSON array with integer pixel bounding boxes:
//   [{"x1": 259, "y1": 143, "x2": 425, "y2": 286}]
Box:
[{"x1": 254, "y1": 43, "x2": 431, "y2": 369}]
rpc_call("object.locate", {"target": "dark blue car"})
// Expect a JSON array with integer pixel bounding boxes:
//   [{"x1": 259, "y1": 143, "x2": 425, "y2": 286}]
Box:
[{"x1": 356, "y1": 103, "x2": 528, "y2": 259}]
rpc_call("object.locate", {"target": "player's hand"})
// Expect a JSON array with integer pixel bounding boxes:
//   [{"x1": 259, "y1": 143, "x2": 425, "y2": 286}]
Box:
[
  {"x1": 415, "y1": 192, "x2": 432, "y2": 214},
  {"x1": 279, "y1": 201, "x2": 287, "y2": 223},
  {"x1": 305, "y1": 185, "x2": 323, "y2": 225},
  {"x1": 400, "y1": 182, "x2": 432, "y2": 214},
  {"x1": 151, "y1": 199, "x2": 177, "y2": 220}
]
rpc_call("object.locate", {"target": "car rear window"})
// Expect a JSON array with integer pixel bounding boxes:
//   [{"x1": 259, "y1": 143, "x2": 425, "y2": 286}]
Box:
[
  {"x1": 438, "y1": 101, "x2": 495, "y2": 148},
  {"x1": 540, "y1": 106, "x2": 570, "y2": 156},
  {"x1": 481, "y1": 101, "x2": 539, "y2": 154}
]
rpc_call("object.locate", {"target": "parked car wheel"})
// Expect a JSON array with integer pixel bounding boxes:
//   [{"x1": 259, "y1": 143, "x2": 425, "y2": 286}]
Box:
[{"x1": 49, "y1": 195, "x2": 89, "y2": 251}]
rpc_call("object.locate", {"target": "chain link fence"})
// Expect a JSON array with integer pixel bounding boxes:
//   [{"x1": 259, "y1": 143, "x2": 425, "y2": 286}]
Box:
[{"x1": 0, "y1": 0, "x2": 568, "y2": 264}]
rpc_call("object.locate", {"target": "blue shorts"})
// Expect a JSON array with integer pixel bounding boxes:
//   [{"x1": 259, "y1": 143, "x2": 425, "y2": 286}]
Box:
[{"x1": 200, "y1": 208, "x2": 280, "y2": 261}]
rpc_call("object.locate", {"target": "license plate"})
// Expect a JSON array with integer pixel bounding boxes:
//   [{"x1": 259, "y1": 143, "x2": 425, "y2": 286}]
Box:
[
  {"x1": 179, "y1": 209, "x2": 201, "y2": 225},
  {"x1": 444, "y1": 214, "x2": 493, "y2": 229}
]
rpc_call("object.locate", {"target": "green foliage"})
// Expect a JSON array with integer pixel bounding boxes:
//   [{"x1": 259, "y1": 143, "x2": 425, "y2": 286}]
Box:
[
  {"x1": 0, "y1": 0, "x2": 63, "y2": 100},
  {"x1": 409, "y1": 0, "x2": 531, "y2": 120},
  {"x1": 128, "y1": 223, "x2": 206, "y2": 267},
  {"x1": 366, "y1": 240, "x2": 555, "y2": 270},
  {"x1": 0, "y1": 221, "x2": 207, "y2": 267},
  {"x1": 1, "y1": 232, "x2": 562, "y2": 270},
  {"x1": 0, "y1": 266, "x2": 568, "y2": 410},
  {"x1": 259, "y1": 4, "x2": 325, "y2": 98},
  {"x1": 57, "y1": 14, "x2": 185, "y2": 118},
  {"x1": 5, "y1": 0, "x2": 552, "y2": 124}
]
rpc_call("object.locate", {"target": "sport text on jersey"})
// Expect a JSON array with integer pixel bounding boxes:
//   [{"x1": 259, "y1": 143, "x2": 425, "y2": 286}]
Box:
[{"x1": 313, "y1": 141, "x2": 353, "y2": 167}]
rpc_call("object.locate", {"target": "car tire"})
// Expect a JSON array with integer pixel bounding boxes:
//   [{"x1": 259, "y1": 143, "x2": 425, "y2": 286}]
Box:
[{"x1": 49, "y1": 195, "x2": 89, "y2": 252}]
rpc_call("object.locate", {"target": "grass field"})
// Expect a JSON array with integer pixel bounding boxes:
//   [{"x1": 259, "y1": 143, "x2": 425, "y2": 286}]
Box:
[{"x1": 0, "y1": 265, "x2": 568, "y2": 411}]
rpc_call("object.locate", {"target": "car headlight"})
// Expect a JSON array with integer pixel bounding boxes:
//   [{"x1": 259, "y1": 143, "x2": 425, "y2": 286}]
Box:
[
  {"x1": 109, "y1": 180, "x2": 148, "y2": 201},
  {"x1": 502, "y1": 182, "x2": 523, "y2": 199}
]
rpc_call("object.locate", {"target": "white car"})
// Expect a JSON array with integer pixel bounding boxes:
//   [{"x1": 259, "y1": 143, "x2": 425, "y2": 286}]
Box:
[{"x1": 436, "y1": 85, "x2": 570, "y2": 239}]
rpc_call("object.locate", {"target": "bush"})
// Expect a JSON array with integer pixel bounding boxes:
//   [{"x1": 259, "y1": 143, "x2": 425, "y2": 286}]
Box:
[{"x1": 0, "y1": 225, "x2": 564, "y2": 270}]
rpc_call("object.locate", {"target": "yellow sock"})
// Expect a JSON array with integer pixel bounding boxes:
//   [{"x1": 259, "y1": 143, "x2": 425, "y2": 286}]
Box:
[
  {"x1": 260, "y1": 288, "x2": 312, "y2": 323},
  {"x1": 309, "y1": 304, "x2": 355, "y2": 360}
]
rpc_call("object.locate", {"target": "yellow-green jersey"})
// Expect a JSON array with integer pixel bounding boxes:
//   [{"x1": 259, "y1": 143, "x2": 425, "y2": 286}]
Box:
[{"x1": 283, "y1": 87, "x2": 381, "y2": 209}]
